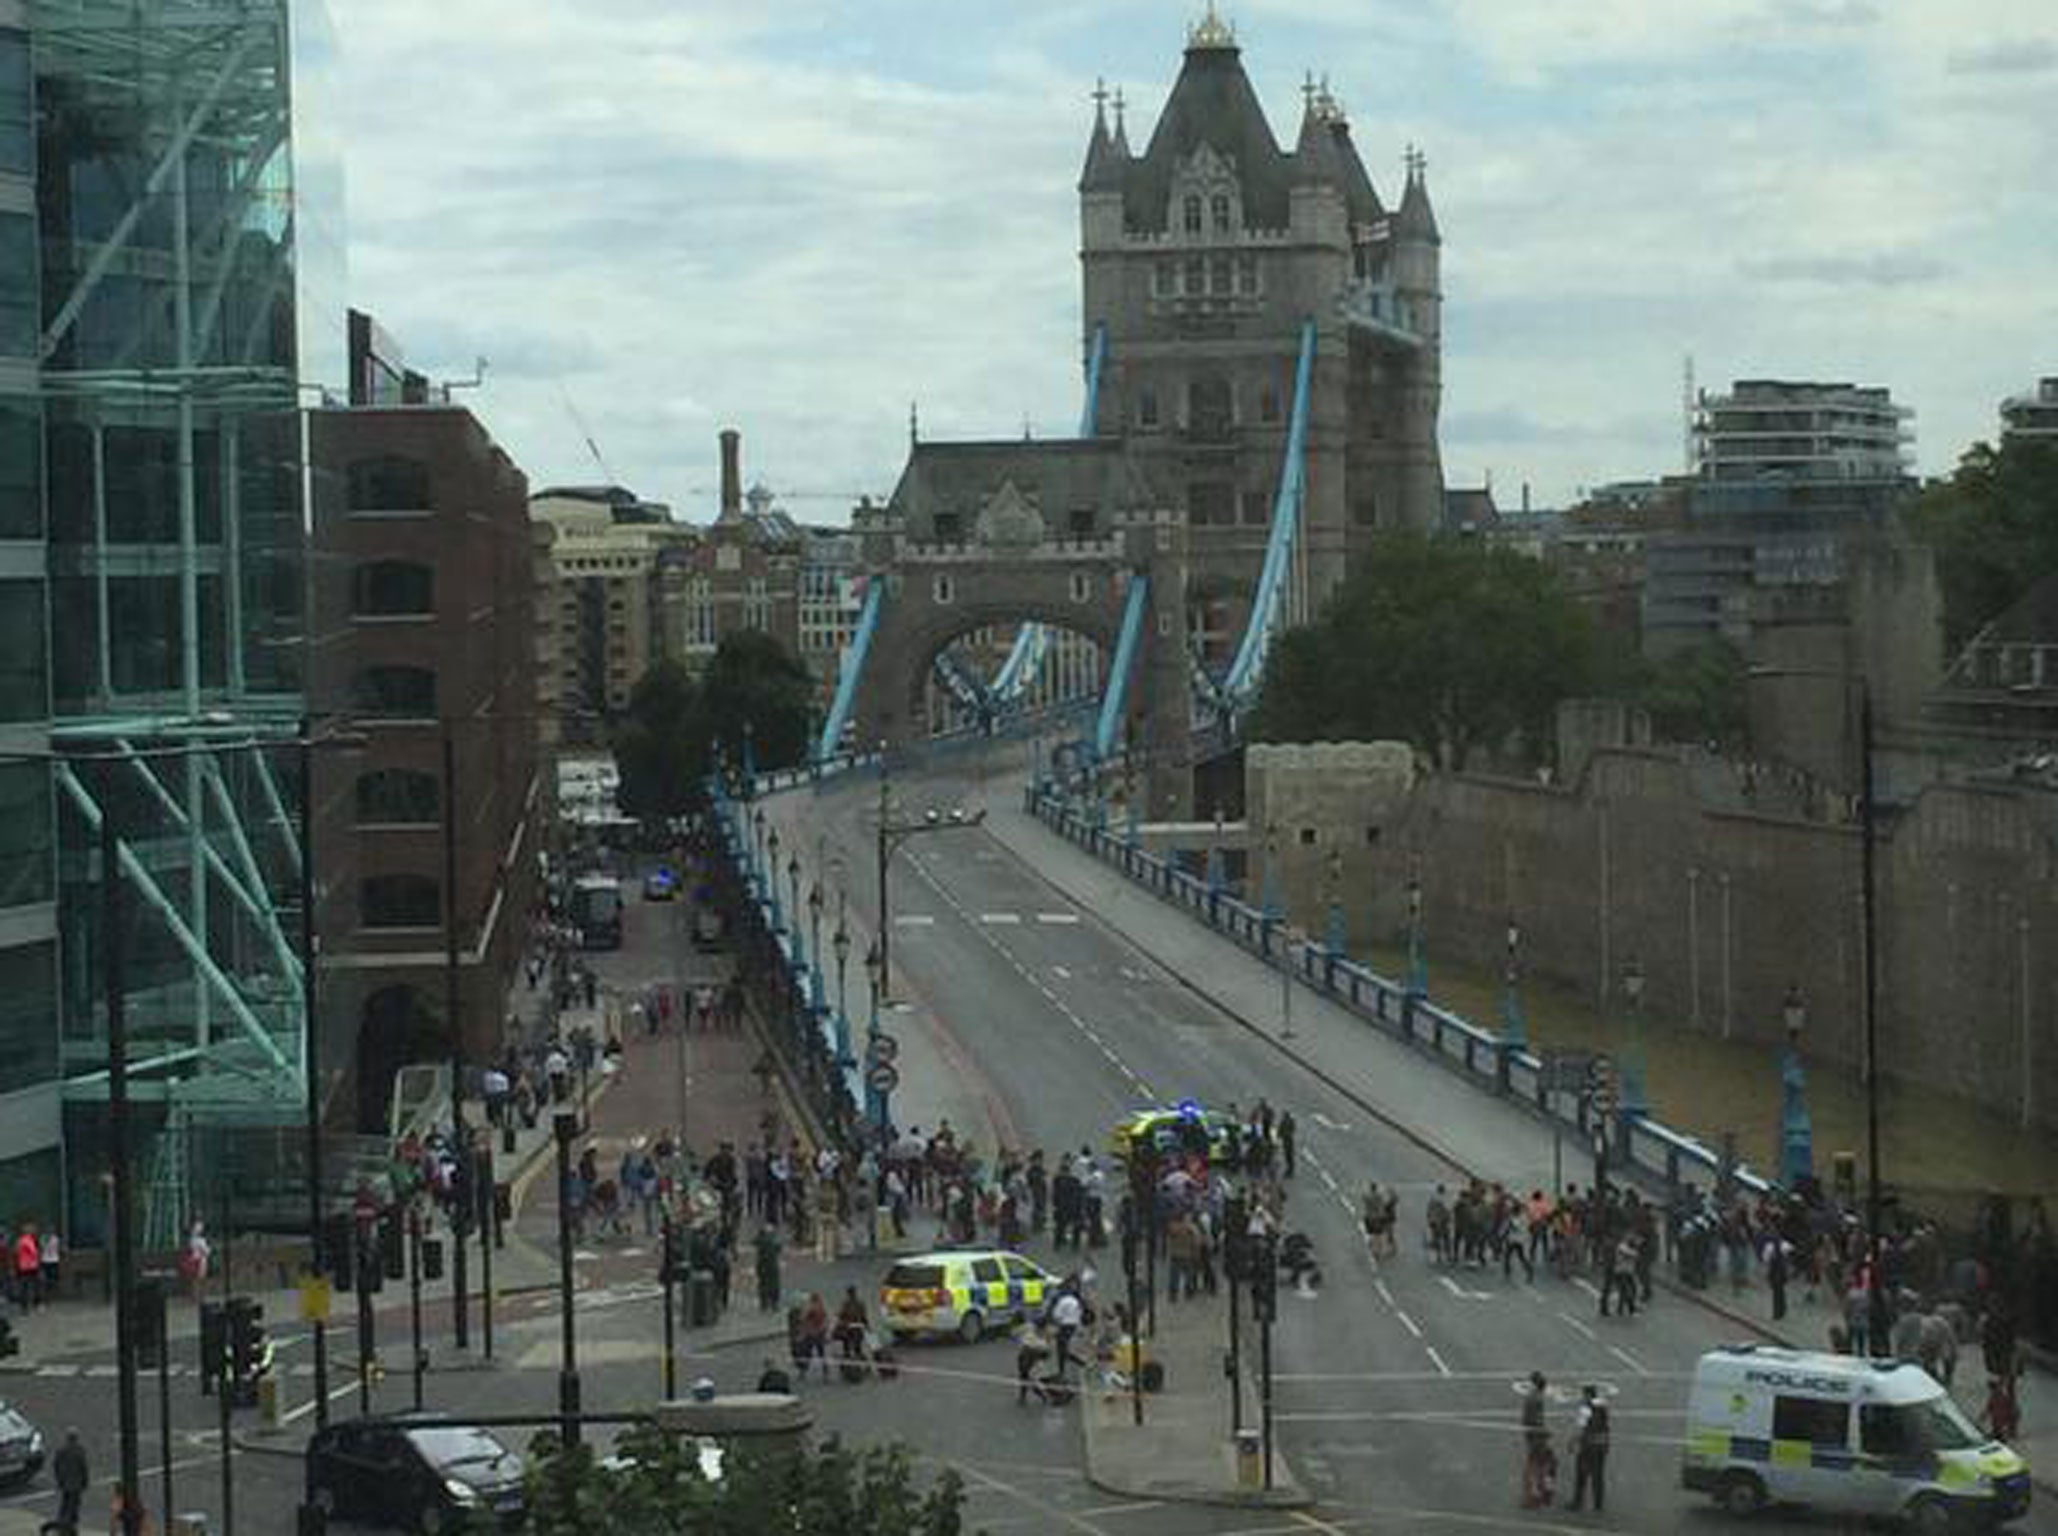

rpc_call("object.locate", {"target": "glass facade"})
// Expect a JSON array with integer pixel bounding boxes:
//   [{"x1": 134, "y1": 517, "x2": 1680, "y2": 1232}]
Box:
[{"x1": 0, "y1": 0, "x2": 346, "y2": 1246}]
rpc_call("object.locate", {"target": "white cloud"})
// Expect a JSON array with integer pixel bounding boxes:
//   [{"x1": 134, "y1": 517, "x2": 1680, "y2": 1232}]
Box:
[{"x1": 329, "y1": 1, "x2": 2056, "y2": 515}]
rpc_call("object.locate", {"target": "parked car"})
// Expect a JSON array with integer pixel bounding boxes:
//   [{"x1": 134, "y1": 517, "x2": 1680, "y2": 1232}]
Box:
[
  {"x1": 306, "y1": 1414, "x2": 526, "y2": 1532},
  {"x1": 0, "y1": 1400, "x2": 45, "y2": 1488}
]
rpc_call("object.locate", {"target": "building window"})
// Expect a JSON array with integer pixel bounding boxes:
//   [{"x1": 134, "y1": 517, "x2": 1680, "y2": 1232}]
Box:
[
  {"x1": 1241, "y1": 490, "x2": 1270, "y2": 526},
  {"x1": 1238, "y1": 254, "x2": 1258, "y2": 295},
  {"x1": 0, "y1": 942, "x2": 57, "y2": 1088},
  {"x1": 1153, "y1": 261, "x2": 1173, "y2": 297},
  {"x1": 0, "y1": 762, "x2": 52, "y2": 908},
  {"x1": 0, "y1": 31, "x2": 31, "y2": 177},
  {"x1": 361, "y1": 873, "x2": 441, "y2": 930},
  {"x1": 351, "y1": 664, "x2": 437, "y2": 719},
  {"x1": 354, "y1": 768, "x2": 441, "y2": 826},
  {"x1": 1211, "y1": 256, "x2": 1232, "y2": 295},
  {"x1": 0, "y1": 396, "x2": 39, "y2": 539},
  {"x1": 1211, "y1": 193, "x2": 1231, "y2": 233},
  {"x1": 0, "y1": 579, "x2": 46, "y2": 720},
  {"x1": 346, "y1": 455, "x2": 432, "y2": 512},
  {"x1": 1259, "y1": 386, "x2": 1281, "y2": 424},
  {"x1": 1183, "y1": 195, "x2": 1202, "y2": 235},
  {"x1": 350, "y1": 560, "x2": 435, "y2": 617},
  {"x1": 1138, "y1": 389, "x2": 1159, "y2": 429},
  {"x1": 1190, "y1": 482, "x2": 1234, "y2": 527},
  {"x1": 933, "y1": 574, "x2": 954, "y2": 605},
  {"x1": 1189, "y1": 376, "x2": 1233, "y2": 437},
  {"x1": 1183, "y1": 256, "x2": 1204, "y2": 295},
  {"x1": 0, "y1": 213, "x2": 34, "y2": 356},
  {"x1": 933, "y1": 512, "x2": 963, "y2": 544},
  {"x1": 1068, "y1": 508, "x2": 1096, "y2": 539},
  {"x1": 1070, "y1": 571, "x2": 1092, "y2": 603}
]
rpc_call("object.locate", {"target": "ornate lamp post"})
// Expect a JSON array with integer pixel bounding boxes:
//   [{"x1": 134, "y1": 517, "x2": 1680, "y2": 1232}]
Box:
[
  {"x1": 1621, "y1": 956, "x2": 1649, "y2": 1118},
  {"x1": 1205, "y1": 808, "x2": 1226, "y2": 902},
  {"x1": 1261, "y1": 820, "x2": 1281, "y2": 927},
  {"x1": 863, "y1": 940, "x2": 886, "y2": 1127},
  {"x1": 1405, "y1": 861, "x2": 1426, "y2": 997},
  {"x1": 1500, "y1": 919, "x2": 1526, "y2": 1051},
  {"x1": 750, "y1": 806, "x2": 766, "y2": 883},
  {"x1": 765, "y1": 827, "x2": 783, "y2": 931},
  {"x1": 741, "y1": 718, "x2": 757, "y2": 790},
  {"x1": 785, "y1": 852, "x2": 802, "y2": 959},
  {"x1": 807, "y1": 881, "x2": 826, "y2": 1014},
  {"x1": 831, "y1": 909, "x2": 853, "y2": 1069},
  {"x1": 1779, "y1": 985, "x2": 1814, "y2": 1189},
  {"x1": 1324, "y1": 845, "x2": 1346, "y2": 980}
]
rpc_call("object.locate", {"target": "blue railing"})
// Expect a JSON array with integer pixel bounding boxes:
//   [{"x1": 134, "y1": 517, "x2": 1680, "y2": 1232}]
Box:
[{"x1": 1026, "y1": 786, "x2": 1772, "y2": 1203}]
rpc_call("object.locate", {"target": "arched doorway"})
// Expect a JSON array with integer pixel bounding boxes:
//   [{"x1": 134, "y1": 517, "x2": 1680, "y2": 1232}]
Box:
[{"x1": 356, "y1": 985, "x2": 445, "y2": 1133}]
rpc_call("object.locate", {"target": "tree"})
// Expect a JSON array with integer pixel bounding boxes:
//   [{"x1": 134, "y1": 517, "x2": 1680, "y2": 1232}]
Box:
[
  {"x1": 1249, "y1": 533, "x2": 1600, "y2": 770},
  {"x1": 612, "y1": 658, "x2": 709, "y2": 819},
  {"x1": 1906, "y1": 437, "x2": 2058, "y2": 649},
  {"x1": 1624, "y1": 638, "x2": 1748, "y2": 751},
  {"x1": 611, "y1": 634, "x2": 817, "y2": 816},
  {"x1": 520, "y1": 1427, "x2": 972, "y2": 1536},
  {"x1": 700, "y1": 630, "x2": 815, "y2": 773}
]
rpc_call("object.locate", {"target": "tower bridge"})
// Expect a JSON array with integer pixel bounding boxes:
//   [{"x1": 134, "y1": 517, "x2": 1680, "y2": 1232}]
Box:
[{"x1": 823, "y1": 10, "x2": 1444, "y2": 818}]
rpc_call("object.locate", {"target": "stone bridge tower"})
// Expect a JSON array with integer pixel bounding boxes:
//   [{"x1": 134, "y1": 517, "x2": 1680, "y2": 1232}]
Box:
[{"x1": 1080, "y1": 11, "x2": 1443, "y2": 655}]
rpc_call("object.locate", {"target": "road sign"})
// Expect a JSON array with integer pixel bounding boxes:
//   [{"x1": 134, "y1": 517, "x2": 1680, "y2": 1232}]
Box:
[
  {"x1": 865, "y1": 1033, "x2": 900, "y2": 1067},
  {"x1": 1590, "y1": 1056, "x2": 1619, "y2": 1119},
  {"x1": 297, "y1": 1276, "x2": 331, "y2": 1324},
  {"x1": 865, "y1": 1061, "x2": 900, "y2": 1095}
]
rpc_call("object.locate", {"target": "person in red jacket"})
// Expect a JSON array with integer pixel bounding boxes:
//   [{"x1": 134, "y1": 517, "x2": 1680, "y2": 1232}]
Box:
[{"x1": 12, "y1": 1223, "x2": 40, "y2": 1309}]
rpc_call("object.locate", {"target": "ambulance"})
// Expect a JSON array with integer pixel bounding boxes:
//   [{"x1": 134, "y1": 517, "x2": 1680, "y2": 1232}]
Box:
[{"x1": 1682, "y1": 1345, "x2": 2030, "y2": 1528}]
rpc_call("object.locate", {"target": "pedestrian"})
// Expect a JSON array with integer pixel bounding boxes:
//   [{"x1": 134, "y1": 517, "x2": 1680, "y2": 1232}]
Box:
[
  {"x1": 1519, "y1": 1371, "x2": 1552, "y2": 1508},
  {"x1": 1278, "y1": 1112, "x2": 1296, "y2": 1179},
  {"x1": 754, "y1": 1225, "x2": 783, "y2": 1313},
  {"x1": 178, "y1": 1220, "x2": 211, "y2": 1302},
  {"x1": 53, "y1": 1427, "x2": 88, "y2": 1533},
  {"x1": 11, "y1": 1222, "x2": 39, "y2": 1309},
  {"x1": 1766, "y1": 1235, "x2": 1789, "y2": 1322},
  {"x1": 1568, "y1": 1384, "x2": 1610, "y2": 1512},
  {"x1": 1015, "y1": 1320, "x2": 1052, "y2": 1405},
  {"x1": 38, "y1": 1225, "x2": 61, "y2": 1303}
]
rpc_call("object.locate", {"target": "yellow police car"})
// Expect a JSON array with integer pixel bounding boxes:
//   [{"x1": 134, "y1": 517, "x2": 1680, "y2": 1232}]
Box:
[
  {"x1": 878, "y1": 1250, "x2": 1056, "y2": 1344},
  {"x1": 1110, "y1": 1101, "x2": 1239, "y2": 1164}
]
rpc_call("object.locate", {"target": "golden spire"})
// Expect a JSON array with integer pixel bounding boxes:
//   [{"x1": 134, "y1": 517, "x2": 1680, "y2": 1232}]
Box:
[{"x1": 1187, "y1": 2, "x2": 1236, "y2": 51}]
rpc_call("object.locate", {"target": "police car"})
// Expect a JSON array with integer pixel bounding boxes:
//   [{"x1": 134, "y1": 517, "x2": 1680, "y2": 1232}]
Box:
[
  {"x1": 878, "y1": 1250, "x2": 1055, "y2": 1344},
  {"x1": 1682, "y1": 1345, "x2": 2031, "y2": 1528},
  {"x1": 1109, "y1": 1101, "x2": 1239, "y2": 1164}
]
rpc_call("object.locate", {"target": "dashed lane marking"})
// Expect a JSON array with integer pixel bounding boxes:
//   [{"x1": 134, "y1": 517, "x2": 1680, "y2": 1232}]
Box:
[
  {"x1": 979, "y1": 912, "x2": 1022, "y2": 925},
  {"x1": 1035, "y1": 912, "x2": 1081, "y2": 925},
  {"x1": 1608, "y1": 1343, "x2": 1650, "y2": 1375},
  {"x1": 1423, "y1": 1346, "x2": 1452, "y2": 1377},
  {"x1": 1311, "y1": 1112, "x2": 1351, "y2": 1131},
  {"x1": 1394, "y1": 1311, "x2": 1422, "y2": 1338},
  {"x1": 1051, "y1": 965, "x2": 1073, "y2": 979},
  {"x1": 1555, "y1": 1310, "x2": 1598, "y2": 1341},
  {"x1": 893, "y1": 914, "x2": 936, "y2": 927}
]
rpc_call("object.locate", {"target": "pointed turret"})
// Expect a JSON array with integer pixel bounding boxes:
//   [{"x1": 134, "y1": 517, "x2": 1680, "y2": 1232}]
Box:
[
  {"x1": 1080, "y1": 80, "x2": 1125, "y2": 192},
  {"x1": 1397, "y1": 148, "x2": 1440, "y2": 244},
  {"x1": 1291, "y1": 90, "x2": 1342, "y2": 186},
  {"x1": 1328, "y1": 115, "x2": 1384, "y2": 225},
  {"x1": 1124, "y1": 14, "x2": 1289, "y2": 231}
]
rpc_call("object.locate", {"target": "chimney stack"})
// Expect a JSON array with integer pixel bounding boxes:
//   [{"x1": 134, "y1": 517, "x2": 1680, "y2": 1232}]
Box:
[{"x1": 718, "y1": 429, "x2": 742, "y2": 521}]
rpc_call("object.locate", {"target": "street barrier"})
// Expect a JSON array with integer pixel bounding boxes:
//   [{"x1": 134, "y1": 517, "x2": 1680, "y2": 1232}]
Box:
[{"x1": 1027, "y1": 786, "x2": 1772, "y2": 1207}]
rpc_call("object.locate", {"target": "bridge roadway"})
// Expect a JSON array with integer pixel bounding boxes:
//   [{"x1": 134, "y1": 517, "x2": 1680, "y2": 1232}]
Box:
[{"x1": 761, "y1": 746, "x2": 2053, "y2": 1534}]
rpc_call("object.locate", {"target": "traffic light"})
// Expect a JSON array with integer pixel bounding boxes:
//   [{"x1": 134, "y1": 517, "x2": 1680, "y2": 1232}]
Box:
[
  {"x1": 325, "y1": 1215, "x2": 356, "y2": 1292},
  {"x1": 419, "y1": 1236, "x2": 444, "y2": 1282},
  {"x1": 658, "y1": 1222, "x2": 683, "y2": 1286},
  {"x1": 380, "y1": 1215, "x2": 405, "y2": 1281},
  {"x1": 227, "y1": 1297, "x2": 264, "y2": 1381},
  {"x1": 132, "y1": 1279, "x2": 166, "y2": 1369},
  {"x1": 1588, "y1": 1056, "x2": 1619, "y2": 1122},
  {"x1": 1251, "y1": 1237, "x2": 1278, "y2": 1323},
  {"x1": 198, "y1": 1302, "x2": 227, "y2": 1391}
]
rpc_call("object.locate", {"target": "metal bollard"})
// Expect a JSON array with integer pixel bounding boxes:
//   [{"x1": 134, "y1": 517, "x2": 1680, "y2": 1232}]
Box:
[{"x1": 258, "y1": 1371, "x2": 281, "y2": 1430}]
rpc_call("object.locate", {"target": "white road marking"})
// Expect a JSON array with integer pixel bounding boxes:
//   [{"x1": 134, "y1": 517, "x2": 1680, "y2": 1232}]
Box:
[
  {"x1": 1035, "y1": 912, "x2": 1081, "y2": 925},
  {"x1": 979, "y1": 912, "x2": 1021, "y2": 925},
  {"x1": 894, "y1": 914, "x2": 936, "y2": 927},
  {"x1": 1051, "y1": 966, "x2": 1073, "y2": 980},
  {"x1": 1374, "y1": 1280, "x2": 1395, "y2": 1307},
  {"x1": 1311, "y1": 1112, "x2": 1351, "y2": 1131},
  {"x1": 1573, "y1": 1277, "x2": 1602, "y2": 1299},
  {"x1": 35, "y1": 1364, "x2": 80, "y2": 1377},
  {"x1": 1437, "y1": 1275, "x2": 1494, "y2": 1301},
  {"x1": 1424, "y1": 1346, "x2": 1452, "y2": 1377},
  {"x1": 1608, "y1": 1344, "x2": 1650, "y2": 1375},
  {"x1": 1394, "y1": 1311, "x2": 1422, "y2": 1338},
  {"x1": 1556, "y1": 1310, "x2": 1598, "y2": 1341}
]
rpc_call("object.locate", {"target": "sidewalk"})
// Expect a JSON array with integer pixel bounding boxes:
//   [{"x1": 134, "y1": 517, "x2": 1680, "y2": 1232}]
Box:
[
  {"x1": 980, "y1": 781, "x2": 2058, "y2": 1497},
  {"x1": 759, "y1": 788, "x2": 1017, "y2": 1158},
  {"x1": 1080, "y1": 1280, "x2": 1309, "y2": 1509}
]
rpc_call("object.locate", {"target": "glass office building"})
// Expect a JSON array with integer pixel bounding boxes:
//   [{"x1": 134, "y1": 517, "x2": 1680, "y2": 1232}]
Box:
[{"x1": 0, "y1": 0, "x2": 345, "y2": 1247}]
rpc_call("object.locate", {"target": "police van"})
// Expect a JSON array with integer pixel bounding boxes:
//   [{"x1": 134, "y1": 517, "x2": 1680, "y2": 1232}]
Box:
[
  {"x1": 878, "y1": 1250, "x2": 1055, "y2": 1344},
  {"x1": 1683, "y1": 1345, "x2": 2030, "y2": 1528}
]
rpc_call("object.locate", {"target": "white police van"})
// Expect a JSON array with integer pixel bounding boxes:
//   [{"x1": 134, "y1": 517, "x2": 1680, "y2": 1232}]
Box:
[{"x1": 1683, "y1": 1345, "x2": 2030, "y2": 1528}]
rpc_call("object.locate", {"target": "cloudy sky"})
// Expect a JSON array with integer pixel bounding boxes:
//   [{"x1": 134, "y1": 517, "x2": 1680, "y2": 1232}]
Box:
[{"x1": 331, "y1": 0, "x2": 2057, "y2": 521}]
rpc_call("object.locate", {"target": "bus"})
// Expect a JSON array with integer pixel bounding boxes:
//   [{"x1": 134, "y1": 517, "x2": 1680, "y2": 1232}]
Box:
[{"x1": 570, "y1": 875, "x2": 624, "y2": 950}]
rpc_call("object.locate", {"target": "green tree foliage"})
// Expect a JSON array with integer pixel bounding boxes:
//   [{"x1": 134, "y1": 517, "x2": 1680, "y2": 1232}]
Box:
[
  {"x1": 521, "y1": 1428, "x2": 972, "y2": 1536},
  {"x1": 612, "y1": 634, "x2": 815, "y2": 816},
  {"x1": 1622, "y1": 638, "x2": 1749, "y2": 750},
  {"x1": 1249, "y1": 534, "x2": 1599, "y2": 769},
  {"x1": 1906, "y1": 437, "x2": 2058, "y2": 649}
]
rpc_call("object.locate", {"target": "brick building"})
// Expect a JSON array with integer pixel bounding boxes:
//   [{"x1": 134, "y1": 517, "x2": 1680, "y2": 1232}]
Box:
[{"x1": 309, "y1": 361, "x2": 540, "y2": 1131}]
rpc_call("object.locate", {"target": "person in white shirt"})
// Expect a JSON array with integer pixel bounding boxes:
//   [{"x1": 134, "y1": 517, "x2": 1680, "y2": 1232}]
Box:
[{"x1": 1047, "y1": 1288, "x2": 1085, "y2": 1373}]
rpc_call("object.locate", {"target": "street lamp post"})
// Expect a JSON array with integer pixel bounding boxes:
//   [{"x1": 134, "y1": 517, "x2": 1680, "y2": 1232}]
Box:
[
  {"x1": 786, "y1": 854, "x2": 802, "y2": 959},
  {"x1": 1780, "y1": 985, "x2": 1814, "y2": 1190},
  {"x1": 832, "y1": 914, "x2": 853, "y2": 1069},
  {"x1": 1324, "y1": 846, "x2": 1345, "y2": 988},
  {"x1": 1405, "y1": 862, "x2": 1426, "y2": 997},
  {"x1": 1205, "y1": 809, "x2": 1225, "y2": 916},
  {"x1": 442, "y1": 726, "x2": 471, "y2": 1354},
  {"x1": 751, "y1": 807, "x2": 766, "y2": 884},
  {"x1": 872, "y1": 770, "x2": 985, "y2": 1006},
  {"x1": 1499, "y1": 920, "x2": 1525, "y2": 1091},
  {"x1": 807, "y1": 882, "x2": 826, "y2": 1015},
  {"x1": 1261, "y1": 821, "x2": 1281, "y2": 927},
  {"x1": 864, "y1": 942, "x2": 886, "y2": 1130},
  {"x1": 553, "y1": 1111, "x2": 582, "y2": 1447},
  {"x1": 766, "y1": 827, "x2": 783, "y2": 932},
  {"x1": 1620, "y1": 957, "x2": 1649, "y2": 1119}
]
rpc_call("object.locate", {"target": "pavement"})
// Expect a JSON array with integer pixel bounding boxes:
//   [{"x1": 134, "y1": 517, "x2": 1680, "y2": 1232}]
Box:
[{"x1": 984, "y1": 766, "x2": 2058, "y2": 1501}]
